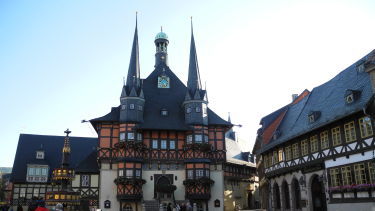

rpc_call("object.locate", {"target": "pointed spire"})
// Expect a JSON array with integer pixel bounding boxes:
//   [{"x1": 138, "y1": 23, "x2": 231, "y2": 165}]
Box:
[
  {"x1": 228, "y1": 112, "x2": 232, "y2": 123},
  {"x1": 187, "y1": 17, "x2": 202, "y2": 93},
  {"x1": 126, "y1": 13, "x2": 140, "y2": 89}
]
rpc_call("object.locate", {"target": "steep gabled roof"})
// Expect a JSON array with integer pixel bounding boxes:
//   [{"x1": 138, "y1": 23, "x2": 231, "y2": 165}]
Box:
[
  {"x1": 90, "y1": 64, "x2": 231, "y2": 130},
  {"x1": 259, "y1": 50, "x2": 374, "y2": 153},
  {"x1": 11, "y1": 134, "x2": 98, "y2": 183}
]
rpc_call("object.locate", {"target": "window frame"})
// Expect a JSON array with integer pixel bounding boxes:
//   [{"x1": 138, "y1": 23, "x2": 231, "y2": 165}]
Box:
[
  {"x1": 320, "y1": 131, "x2": 329, "y2": 149},
  {"x1": 331, "y1": 127, "x2": 342, "y2": 146},
  {"x1": 310, "y1": 135, "x2": 318, "y2": 153},
  {"x1": 359, "y1": 117, "x2": 373, "y2": 138},
  {"x1": 344, "y1": 121, "x2": 356, "y2": 143}
]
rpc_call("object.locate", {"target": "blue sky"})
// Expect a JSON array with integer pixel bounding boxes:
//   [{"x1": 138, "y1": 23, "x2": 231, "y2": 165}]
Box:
[{"x1": 1, "y1": 0, "x2": 375, "y2": 167}]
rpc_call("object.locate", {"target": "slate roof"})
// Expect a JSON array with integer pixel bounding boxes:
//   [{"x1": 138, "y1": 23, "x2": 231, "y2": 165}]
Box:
[
  {"x1": 91, "y1": 63, "x2": 231, "y2": 130},
  {"x1": 225, "y1": 132, "x2": 255, "y2": 167},
  {"x1": 11, "y1": 134, "x2": 98, "y2": 183},
  {"x1": 259, "y1": 50, "x2": 375, "y2": 153}
]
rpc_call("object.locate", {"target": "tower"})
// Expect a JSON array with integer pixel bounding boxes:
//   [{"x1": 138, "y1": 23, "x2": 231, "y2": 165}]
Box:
[
  {"x1": 154, "y1": 27, "x2": 169, "y2": 67},
  {"x1": 120, "y1": 17, "x2": 145, "y2": 123},
  {"x1": 183, "y1": 21, "x2": 208, "y2": 126}
]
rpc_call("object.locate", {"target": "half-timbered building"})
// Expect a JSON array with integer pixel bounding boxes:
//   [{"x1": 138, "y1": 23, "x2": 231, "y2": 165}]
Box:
[
  {"x1": 254, "y1": 50, "x2": 375, "y2": 211},
  {"x1": 10, "y1": 134, "x2": 99, "y2": 210},
  {"x1": 89, "y1": 19, "x2": 256, "y2": 211}
]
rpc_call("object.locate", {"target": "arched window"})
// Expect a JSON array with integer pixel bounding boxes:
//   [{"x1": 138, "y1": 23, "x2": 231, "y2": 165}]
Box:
[
  {"x1": 122, "y1": 204, "x2": 132, "y2": 211},
  {"x1": 273, "y1": 183, "x2": 281, "y2": 209},
  {"x1": 292, "y1": 179, "x2": 301, "y2": 209},
  {"x1": 282, "y1": 181, "x2": 290, "y2": 209}
]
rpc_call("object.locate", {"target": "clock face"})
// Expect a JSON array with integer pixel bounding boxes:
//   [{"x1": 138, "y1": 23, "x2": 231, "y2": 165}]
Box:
[{"x1": 158, "y1": 76, "x2": 170, "y2": 88}]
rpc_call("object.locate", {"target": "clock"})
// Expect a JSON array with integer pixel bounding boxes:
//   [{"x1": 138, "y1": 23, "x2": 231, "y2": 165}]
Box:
[{"x1": 158, "y1": 76, "x2": 170, "y2": 88}]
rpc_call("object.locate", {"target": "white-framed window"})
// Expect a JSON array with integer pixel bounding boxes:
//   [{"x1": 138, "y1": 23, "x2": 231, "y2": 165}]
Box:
[
  {"x1": 35, "y1": 168, "x2": 41, "y2": 176},
  {"x1": 20, "y1": 188, "x2": 26, "y2": 197},
  {"x1": 119, "y1": 169, "x2": 124, "y2": 177},
  {"x1": 196, "y1": 169, "x2": 204, "y2": 178},
  {"x1": 135, "y1": 170, "x2": 141, "y2": 178},
  {"x1": 346, "y1": 94, "x2": 354, "y2": 104},
  {"x1": 129, "y1": 104, "x2": 135, "y2": 110},
  {"x1": 126, "y1": 170, "x2": 133, "y2": 178},
  {"x1": 359, "y1": 116, "x2": 373, "y2": 138},
  {"x1": 169, "y1": 140, "x2": 175, "y2": 149},
  {"x1": 195, "y1": 135, "x2": 203, "y2": 143},
  {"x1": 41, "y1": 168, "x2": 48, "y2": 176},
  {"x1": 137, "y1": 105, "x2": 143, "y2": 111},
  {"x1": 161, "y1": 109, "x2": 168, "y2": 116},
  {"x1": 187, "y1": 170, "x2": 194, "y2": 179},
  {"x1": 121, "y1": 105, "x2": 126, "y2": 110},
  {"x1": 186, "y1": 107, "x2": 192, "y2": 113},
  {"x1": 28, "y1": 167, "x2": 35, "y2": 176},
  {"x1": 196, "y1": 107, "x2": 201, "y2": 113},
  {"x1": 33, "y1": 188, "x2": 39, "y2": 196},
  {"x1": 81, "y1": 175, "x2": 90, "y2": 187},
  {"x1": 26, "y1": 165, "x2": 49, "y2": 183},
  {"x1": 204, "y1": 135, "x2": 209, "y2": 143},
  {"x1": 120, "y1": 132, "x2": 126, "y2": 142},
  {"x1": 205, "y1": 169, "x2": 210, "y2": 177},
  {"x1": 161, "y1": 140, "x2": 167, "y2": 149},
  {"x1": 137, "y1": 133, "x2": 142, "y2": 141},
  {"x1": 127, "y1": 132, "x2": 135, "y2": 140},
  {"x1": 187, "y1": 135, "x2": 193, "y2": 144},
  {"x1": 152, "y1": 140, "x2": 158, "y2": 149},
  {"x1": 36, "y1": 151, "x2": 44, "y2": 159}
]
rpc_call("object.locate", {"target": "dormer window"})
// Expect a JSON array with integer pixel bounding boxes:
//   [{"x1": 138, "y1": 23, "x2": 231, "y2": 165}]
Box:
[
  {"x1": 195, "y1": 107, "x2": 201, "y2": 113},
  {"x1": 36, "y1": 151, "x2": 44, "y2": 159},
  {"x1": 161, "y1": 109, "x2": 168, "y2": 116},
  {"x1": 129, "y1": 104, "x2": 135, "y2": 110},
  {"x1": 186, "y1": 107, "x2": 192, "y2": 114},
  {"x1": 345, "y1": 89, "x2": 361, "y2": 104},
  {"x1": 273, "y1": 130, "x2": 281, "y2": 140},
  {"x1": 121, "y1": 105, "x2": 126, "y2": 110},
  {"x1": 308, "y1": 111, "x2": 321, "y2": 123},
  {"x1": 357, "y1": 62, "x2": 365, "y2": 72},
  {"x1": 137, "y1": 105, "x2": 143, "y2": 111}
]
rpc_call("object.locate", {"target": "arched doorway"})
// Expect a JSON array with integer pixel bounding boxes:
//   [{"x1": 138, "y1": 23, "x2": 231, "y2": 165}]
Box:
[
  {"x1": 291, "y1": 178, "x2": 301, "y2": 210},
  {"x1": 247, "y1": 191, "x2": 253, "y2": 209},
  {"x1": 155, "y1": 176, "x2": 176, "y2": 206},
  {"x1": 122, "y1": 203, "x2": 133, "y2": 211},
  {"x1": 273, "y1": 183, "x2": 281, "y2": 209},
  {"x1": 311, "y1": 175, "x2": 327, "y2": 211},
  {"x1": 282, "y1": 181, "x2": 290, "y2": 210}
]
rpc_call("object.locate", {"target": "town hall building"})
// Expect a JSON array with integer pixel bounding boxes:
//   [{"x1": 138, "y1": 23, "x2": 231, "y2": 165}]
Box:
[{"x1": 10, "y1": 19, "x2": 257, "y2": 211}]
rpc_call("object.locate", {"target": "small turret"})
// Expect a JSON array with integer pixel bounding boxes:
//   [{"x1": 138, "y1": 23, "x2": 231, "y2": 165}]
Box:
[
  {"x1": 154, "y1": 27, "x2": 169, "y2": 67},
  {"x1": 183, "y1": 19, "x2": 208, "y2": 125},
  {"x1": 120, "y1": 15, "x2": 145, "y2": 123}
]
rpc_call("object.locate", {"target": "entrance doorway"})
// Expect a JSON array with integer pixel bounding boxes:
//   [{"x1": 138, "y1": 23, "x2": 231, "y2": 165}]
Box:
[{"x1": 311, "y1": 175, "x2": 327, "y2": 211}]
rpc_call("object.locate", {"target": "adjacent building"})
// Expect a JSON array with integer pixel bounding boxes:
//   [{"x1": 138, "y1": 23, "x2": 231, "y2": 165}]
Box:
[{"x1": 253, "y1": 50, "x2": 375, "y2": 211}]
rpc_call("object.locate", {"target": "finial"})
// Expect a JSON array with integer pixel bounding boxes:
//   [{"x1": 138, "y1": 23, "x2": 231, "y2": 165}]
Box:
[
  {"x1": 64, "y1": 129, "x2": 71, "y2": 137},
  {"x1": 161, "y1": 26, "x2": 163, "y2": 32},
  {"x1": 123, "y1": 77, "x2": 125, "y2": 85},
  {"x1": 228, "y1": 112, "x2": 231, "y2": 122},
  {"x1": 190, "y1": 16, "x2": 193, "y2": 33},
  {"x1": 136, "y1": 11, "x2": 138, "y2": 27}
]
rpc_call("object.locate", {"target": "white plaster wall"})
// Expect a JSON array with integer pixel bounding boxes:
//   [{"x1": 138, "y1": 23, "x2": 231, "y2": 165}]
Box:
[
  {"x1": 325, "y1": 150, "x2": 374, "y2": 168},
  {"x1": 142, "y1": 170, "x2": 185, "y2": 201},
  {"x1": 209, "y1": 170, "x2": 224, "y2": 211},
  {"x1": 72, "y1": 174, "x2": 80, "y2": 187},
  {"x1": 100, "y1": 163, "x2": 119, "y2": 211},
  {"x1": 91, "y1": 174, "x2": 99, "y2": 187}
]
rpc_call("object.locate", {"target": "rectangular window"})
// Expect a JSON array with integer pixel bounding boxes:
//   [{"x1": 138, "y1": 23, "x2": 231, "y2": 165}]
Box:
[
  {"x1": 278, "y1": 149, "x2": 283, "y2": 162},
  {"x1": 196, "y1": 169, "x2": 204, "y2": 178},
  {"x1": 285, "y1": 146, "x2": 292, "y2": 161},
  {"x1": 273, "y1": 151, "x2": 278, "y2": 164},
  {"x1": 187, "y1": 135, "x2": 193, "y2": 144},
  {"x1": 161, "y1": 140, "x2": 167, "y2": 149},
  {"x1": 187, "y1": 170, "x2": 194, "y2": 179},
  {"x1": 35, "y1": 168, "x2": 41, "y2": 176},
  {"x1": 205, "y1": 169, "x2": 210, "y2": 177},
  {"x1": 301, "y1": 139, "x2": 308, "y2": 156},
  {"x1": 119, "y1": 169, "x2": 124, "y2": 177},
  {"x1": 126, "y1": 169, "x2": 133, "y2": 178},
  {"x1": 137, "y1": 105, "x2": 143, "y2": 111},
  {"x1": 135, "y1": 170, "x2": 141, "y2": 178},
  {"x1": 81, "y1": 175, "x2": 90, "y2": 187},
  {"x1": 341, "y1": 166, "x2": 352, "y2": 186},
  {"x1": 204, "y1": 135, "x2": 209, "y2": 143},
  {"x1": 310, "y1": 135, "x2": 318, "y2": 153},
  {"x1": 41, "y1": 168, "x2": 48, "y2": 176},
  {"x1": 344, "y1": 121, "x2": 356, "y2": 142},
  {"x1": 268, "y1": 154, "x2": 273, "y2": 167},
  {"x1": 28, "y1": 167, "x2": 35, "y2": 176},
  {"x1": 119, "y1": 132, "x2": 126, "y2": 142},
  {"x1": 20, "y1": 188, "x2": 26, "y2": 197},
  {"x1": 169, "y1": 140, "x2": 175, "y2": 149},
  {"x1": 152, "y1": 140, "x2": 158, "y2": 149},
  {"x1": 330, "y1": 168, "x2": 340, "y2": 187},
  {"x1": 359, "y1": 117, "x2": 373, "y2": 138},
  {"x1": 195, "y1": 134, "x2": 203, "y2": 143},
  {"x1": 129, "y1": 104, "x2": 135, "y2": 109},
  {"x1": 33, "y1": 188, "x2": 39, "y2": 197},
  {"x1": 320, "y1": 131, "x2": 329, "y2": 149},
  {"x1": 331, "y1": 127, "x2": 341, "y2": 146},
  {"x1": 36, "y1": 151, "x2": 44, "y2": 159},
  {"x1": 127, "y1": 132, "x2": 135, "y2": 140},
  {"x1": 354, "y1": 163, "x2": 367, "y2": 184},
  {"x1": 292, "y1": 143, "x2": 299, "y2": 159},
  {"x1": 137, "y1": 133, "x2": 142, "y2": 141},
  {"x1": 369, "y1": 162, "x2": 375, "y2": 184}
]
